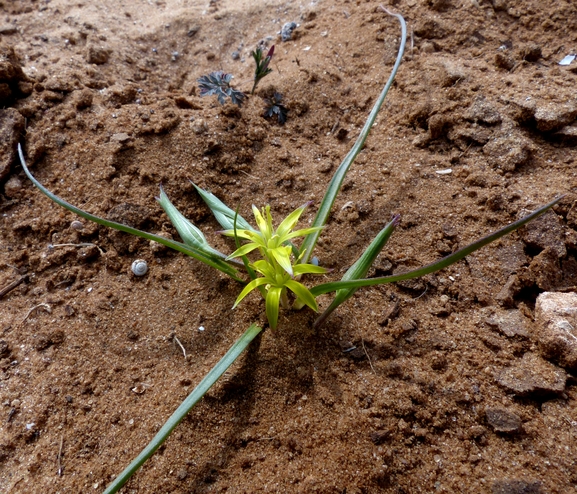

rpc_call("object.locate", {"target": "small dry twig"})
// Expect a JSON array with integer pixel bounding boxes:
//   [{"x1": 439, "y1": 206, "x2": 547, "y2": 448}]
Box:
[
  {"x1": 57, "y1": 435, "x2": 64, "y2": 476},
  {"x1": 361, "y1": 338, "x2": 376, "y2": 374},
  {"x1": 0, "y1": 276, "x2": 27, "y2": 300},
  {"x1": 49, "y1": 242, "x2": 105, "y2": 256},
  {"x1": 21, "y1": 303, "x2": 51, "y2": 324},
  {"x1": 173, "y1": 335, "x2": 187, "y2": 359}
]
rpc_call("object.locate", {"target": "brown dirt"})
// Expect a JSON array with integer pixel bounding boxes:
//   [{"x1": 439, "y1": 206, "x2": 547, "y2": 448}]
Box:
[{"x1": 1, "y1": 0, "x2": 577, "y2": 492}]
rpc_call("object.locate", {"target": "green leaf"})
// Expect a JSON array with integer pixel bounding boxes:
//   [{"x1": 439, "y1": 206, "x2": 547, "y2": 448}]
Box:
[
  {"x1": 18, "y1": 145, "x2": 245, "y2": 282},
  {"x1": 298, "y1": 11, "x2": 407, "y2": 264},
  {"x1": 226, "y1": 242, "x2": 260, "y2": 260},
  {"x1": 193, "y1": 183, "x2": 255, "y2": 232},
  {"x1": 311, "y1": 196, "x2": 564, "y2": 299},
  {"x1": 315, "y1": 215, "x2": 399, "y2": 326},
  {"x1": 158, "y1": 187, "x2": 226, "y2": 259},
  {"x1": 266, "y1": 286, "x2": 283, "y2": 329},
  {"x1": 293, "y1": 263, "x2": 328, "y2": 276},
  {"x1": 285, "y1": 279, "x2": 318, "y2": 312},
  {"x1": 270, "y1": 245, "x2": 294, "y2": 276},
  {"x1": 277, "y1": 202, "x2": 309, "y2": 238},
  {"x1": 103, "y1": 323, "x2": 263, "y2": 494},
  {"x1": 232, "y1": 277, "x2": 270, "y2": 308}
]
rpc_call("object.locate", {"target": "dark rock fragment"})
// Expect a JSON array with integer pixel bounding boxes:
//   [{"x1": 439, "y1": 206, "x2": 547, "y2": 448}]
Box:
[
  {"x1": 485, "y1": 407, "x2": 522, "y2": 433},
  {"x1": 495, "y1": 352, "x2": 566, "y2": 396}
]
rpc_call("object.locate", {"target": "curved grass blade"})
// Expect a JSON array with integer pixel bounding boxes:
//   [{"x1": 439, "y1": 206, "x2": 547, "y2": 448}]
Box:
[
  {"x1": 299, "y1": 10, "x2": 407, "y2": 264},
  {"x1": 311, "y1": 196, "x2": 563, "y2": 298},
  {"x1": 315, "y1": 214, "x2": 399, "y2": 327},
  {"x1": 103, "y1": 323, "x2": 263, "y2": 494},
  {"x1": 18, "y1": 144, "x2": 244, "y2": 282}
]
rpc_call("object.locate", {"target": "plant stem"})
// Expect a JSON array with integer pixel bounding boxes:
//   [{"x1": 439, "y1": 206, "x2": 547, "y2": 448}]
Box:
[{"x1": 103, "y1": 323, "x2": 263, "y2": 494}]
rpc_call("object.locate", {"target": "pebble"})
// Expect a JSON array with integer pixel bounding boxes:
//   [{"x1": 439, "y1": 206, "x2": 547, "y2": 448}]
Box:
[
  {"x1": 534, "y1": 102, "x2": 577, "y2": 132},
  {"x1": 495, "y1": 352, "x2": 566, "y2": 396},
  {"x1": 485, "y1": 407, "x2": 522, "y2": 433},
  {"x1": 517, "y1": 209, "x2": 566, "y2": 258},
  {"x1": 491, "y1": 479, "x2": 542, "y2": 494},
  {"x1": 4, "y1": 174, "x2": 23, "y2": 198},
  {"x1": 86, "y1": 44, "x2": 111, "y2": 65},
  {"x1": 482, "y1": 132, "x2": 534, "y2": 172},
  {"x1": 483, "y1": 309, "x2": 529, "y2": 338},
  {"x1": 281, "y1": 22, "x2": 297, "y2": 41},
  {"x1": 535, "y1": 292, "x2": 577, "y2": 370}
]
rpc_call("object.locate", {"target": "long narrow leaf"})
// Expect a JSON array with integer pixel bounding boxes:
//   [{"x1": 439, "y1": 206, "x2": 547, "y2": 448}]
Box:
[
  {"x1": 311, "y1": 196, "x2": 563, "y2": 298},
  {"x1": 18, "y1": 144, "x2": 244, "y2": 282},
  {"x1": 193, "y1": 183, "x2": 255, "y2": 232},
  {"x1": 315, "y1": 214, "x2": 399, "y2": 326},
  {"x1": 103, "y1": 323, "x2": 263, "y2": 494},
  {"x1": 157, "y1": 187, "x2": 228, "y2": 259},
  {"x1": 299, "y1": 10, "x2": 407, "y2": 264}
]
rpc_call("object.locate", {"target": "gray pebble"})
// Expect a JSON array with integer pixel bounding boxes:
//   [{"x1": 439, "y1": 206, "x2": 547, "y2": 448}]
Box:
[
  {"x1": 485, "y1": 407, "x2": 522, "y2": 433},
  {"x1": 281, "y1": 22, "x2": 297, "y2": 41}
]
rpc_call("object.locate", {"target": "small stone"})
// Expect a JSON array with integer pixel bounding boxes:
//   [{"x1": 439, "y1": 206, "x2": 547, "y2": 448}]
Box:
[
  {"x1": 483, "y1": 133, "x2": 534, "y2": 172},
  {"x1": 518, "y1": 210, "x2": 566, "y2": 258},
  {"x1": 496, "y1": 352, "x2": 566, "y2": 396},
  {"x1": 86, "y1": 44, "x2": 111, "y2": 65},
  {"x1": 4, "y1": 174, "x2": 23, "y2": 198},
  {"x1": 281, "y1": 22, "x2": 297, "y2": 41},
  {"x1": 535, "y1": 292, "x2": 577, "y2": 370},
  {"x1": 110, "y1": 132, "x2": 131, "y2": 143},
  {"x1": 534, "y1": 102, "x2": 577, "y2": 132},
  {"x1": 495, "y1": 51, "x2": 516, "y2": 70},
  {"x1": 485, "y1": 407, "x2": 522, "y2": 433},
  {"x1": 491, "y1": 479, "x2": 542, "y2": 494},
  {"x1": 466, "y1": 96, "x2": 502, "y2": 125},
  {"x1": 231, "y1": 51, "x2": 240, "y2": 60},
  {"x1": 484, "y1": 310, "x2": 529, "y2": 338}
]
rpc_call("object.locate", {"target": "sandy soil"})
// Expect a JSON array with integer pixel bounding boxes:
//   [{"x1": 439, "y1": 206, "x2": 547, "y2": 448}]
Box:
[{"x1": 1, "y1": 0, "x2": 577, "y2": 492}]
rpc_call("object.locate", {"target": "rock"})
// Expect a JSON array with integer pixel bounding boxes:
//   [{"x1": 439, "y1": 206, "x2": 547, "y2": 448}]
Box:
[
  {"x1": 485, "y1": 407, "x2": 522, "y2": 433},
  {"x1": 483, "y1": 133, "x2": 534, "y2": 172},
  {"x1": 496, "y1": 352, "x2": 566, "y2": 396},
  {"x1": 0, "y1": 108, "x2": 25, "y2": 181},
  {"x1": 492, "y1": 479, "x2": 542, "y2": 494},
  {"x1": 535, "y1": 292, "x2": 577, "y2": 370},
  {"x1": 526, "y1": 248, "x2": 563, "y2": 291},
  {"x1": 4, "y1": 174, "x2": 23, "y2": 198},
  {"x1": 484, "y1": 310, "x2": 529, "y2": 338},
  {"x1": 495, "y1": 274, "x2": 523, "y2": 307},
  {"x1": 495, "y1": 51, "x2": 515, "y2": 71},
  {"x1": 466, "y1": 96, "x2": 502, "y2": 125},
  {"x1": 534, "y1": 102, "x2": 577, "y2": 132},
  {"x1": 280, "y1": 22, "x2": 297, "y2": 41},
  {"x1": 518, "y1": 210, "x2": 566, "y2": 258},
  {"x1": 86, "y1": 44, "x2": 111, "y2": 65}
]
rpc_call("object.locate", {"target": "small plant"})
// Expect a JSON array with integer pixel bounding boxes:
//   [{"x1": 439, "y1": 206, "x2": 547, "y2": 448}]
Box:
[
  {"x1": 198, "y1": 71, "x2": 246, "y2": 107},
  {"x1": 251, "y1": 45, "x2": 274, "y2": 94},
  {"x1": 17, "y1": 10, "x2": 562, "y2": 494},
  {"x1": 263, "y1": 91, "x2": 288, "y2": 124}
]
